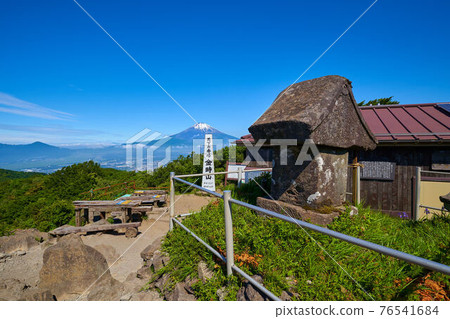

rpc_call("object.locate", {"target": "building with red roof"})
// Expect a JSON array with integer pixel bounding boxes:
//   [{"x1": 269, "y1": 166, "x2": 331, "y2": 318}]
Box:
[{"x1": 235, "y1": 103, "x2": 450, "y2": 218}]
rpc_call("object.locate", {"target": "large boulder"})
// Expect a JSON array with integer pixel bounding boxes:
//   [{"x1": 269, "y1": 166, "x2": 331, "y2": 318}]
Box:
[
  {"x1": 249, "y1": 75, "x2": 376, "y2": 149},
  {"x1": 0, "y1": 229, "x2": 48, "y2": 254},
  {"x1": 39, "y1": 234, "x2": 123, "y2": 300},
  {"x1": 248, "y1": 75, "x2": 377, "y2": 208}
]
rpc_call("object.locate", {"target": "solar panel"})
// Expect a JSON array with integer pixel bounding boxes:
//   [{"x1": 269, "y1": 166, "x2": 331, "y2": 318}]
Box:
[{"x1": 437, "y1": 103, "x2": 450, "y2": 114}]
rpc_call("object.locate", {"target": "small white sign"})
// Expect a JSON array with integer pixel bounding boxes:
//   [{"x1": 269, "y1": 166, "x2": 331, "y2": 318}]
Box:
[{"x1": 202, "y1": 134, "x2": 215, "y2": 191}]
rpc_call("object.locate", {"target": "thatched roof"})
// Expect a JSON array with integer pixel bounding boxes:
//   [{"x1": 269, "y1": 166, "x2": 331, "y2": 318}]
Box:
[{"x1": 249, "y1": 75, "x2": 377, "y2": 150}]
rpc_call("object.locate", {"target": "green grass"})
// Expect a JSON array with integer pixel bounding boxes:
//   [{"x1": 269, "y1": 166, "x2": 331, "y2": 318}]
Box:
[{"x1": 156, "y1": 188, "x2": 449, "y2": 301}]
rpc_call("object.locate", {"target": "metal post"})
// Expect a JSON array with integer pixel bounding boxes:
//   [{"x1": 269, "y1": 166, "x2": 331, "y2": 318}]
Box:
[
  {"x1": 223, "y1": 190, "x2": 234, "y2": 276},
  {"x1": 415, "y1": 167, "x2": 421, "y2": 221},
  {"x1": 355, "y1": 165, "x2": 361, "y2": 205},
  {"x1": 237, "y1": 167, "x2": 243, "y2": 187},
  {"x1": 169, "y1": 172, "x2": 175, "y2": 231}
]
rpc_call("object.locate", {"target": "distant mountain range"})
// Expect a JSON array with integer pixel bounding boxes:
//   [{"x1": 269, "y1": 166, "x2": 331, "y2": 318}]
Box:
[{"x1": 0, "y1": 123, "x2": 237, "y2": 173}]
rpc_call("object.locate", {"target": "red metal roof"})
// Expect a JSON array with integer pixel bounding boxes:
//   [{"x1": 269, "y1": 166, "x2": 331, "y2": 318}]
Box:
[
  {"x1": 359, "y1": 103, "x2": 450, "y2": 142},
  {"x1": 234, "y1": 134, "x2": 254, "y2": 144},
  {"x1": 236, "y1": 103, "x2": 450, "y2": 144}
]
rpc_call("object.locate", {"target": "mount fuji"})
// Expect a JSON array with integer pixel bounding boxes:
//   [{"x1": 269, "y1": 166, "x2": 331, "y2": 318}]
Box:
[{"x1": 168, "y1": 123, "x2": 237, "y2": 146}]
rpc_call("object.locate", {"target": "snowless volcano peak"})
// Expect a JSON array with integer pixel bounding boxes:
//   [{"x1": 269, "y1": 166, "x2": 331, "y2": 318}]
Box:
[{"x1": 193, "y1": 123, "x2": 212, "y2": 131}]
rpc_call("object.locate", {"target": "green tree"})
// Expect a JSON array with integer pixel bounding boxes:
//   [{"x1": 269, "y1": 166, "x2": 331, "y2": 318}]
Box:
[{"x1": 358, "y1": 96, "x2": 400, "y2": 106}]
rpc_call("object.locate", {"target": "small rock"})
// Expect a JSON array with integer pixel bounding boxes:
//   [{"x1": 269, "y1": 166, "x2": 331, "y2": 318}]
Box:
[
  {"x1": 125, "y1": 227, "x2": 138, "y2": 238},
  {"x1": 244, "y1": 282, "x2": 266, "y2": 301},
  {"x1": 197, "y1": 261, "x2": 214, "y2": 283},
  {"x1": 167, "y1": 282, "x2": 196, "y2": 301},
  {"x1": 14, "y1": 250, "x2": 26, "y2": 256},
  {"x1": 184, "y1": 276, "x2": 198, "y2": 295},
  {"x1": 306, "y1": 280, "x2": 312, "y2": 285},
  {"x1": 136, "y1": 265, "x2": 153, "y2": 280},
  {"x1": 120, "y1": 293, "x2": 133, "y2": 301},
  {"x1": 152, "y1": 250, "x2": 170, "y2": 272},
  {"x1": 217, "y1": 287, "x2": 228, "y2": 301},
  {"x1": 154, "y1": 273, "x2": 171, "y2": 291},
  {"x1": 280, "y1": 291, "x2": 293, "y2": 301},
  {"x1": 0, "y1": 253, "x2": 11, "y2": 262},
  {"x1": 236, "y1": 287, "x2": 246, "y2": 301},
  {"x1": 349, "y1": 206, "x2": 358, "y2": 216},
  {"x1": 236, "y1": 275, "x2": 269, "y2": 301},
  {"x1": 286, "y1": 276, "x2": 296, "y2": 286},
  {"x1": 140, "y1": 236, "x2": 164, "y2": 261}
]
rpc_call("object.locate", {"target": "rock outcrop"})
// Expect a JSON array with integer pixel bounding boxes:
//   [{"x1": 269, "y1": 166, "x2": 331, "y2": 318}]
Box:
[
  {"x1": 0, "y1": 229, "x2": 48, "y2": 254},
  {"x1": 249, "y1": 75, "x2": 376, "y2": 149},
  {"x1": 38, "y1": 234, "x2": 124, "y2": 300},
  {"x1": 248, "y1": 75, "x2": 377, "y2": 208}
]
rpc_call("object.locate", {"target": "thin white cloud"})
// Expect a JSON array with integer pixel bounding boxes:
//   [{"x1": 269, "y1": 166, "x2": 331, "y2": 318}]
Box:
[
  {"x1": 0, "y1": 92, "x2": 73, "y2": 120},
  {"x1": 0, "y1": 123, "x2": 101, "y2": 135}
]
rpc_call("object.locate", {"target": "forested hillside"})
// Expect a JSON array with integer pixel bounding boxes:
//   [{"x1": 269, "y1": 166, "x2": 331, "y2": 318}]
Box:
[
  {"x1": 0, "y1": 146, "x2": 245, "y2": 235},
  {"x1": 0, "y1": 168, "x2": 44, "y2": 182}
]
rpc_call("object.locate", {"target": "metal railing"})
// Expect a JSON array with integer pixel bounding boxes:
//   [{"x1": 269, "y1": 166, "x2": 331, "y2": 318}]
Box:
[{"x1": 169, "y1": 170, "x2": 450, "y2": 301}]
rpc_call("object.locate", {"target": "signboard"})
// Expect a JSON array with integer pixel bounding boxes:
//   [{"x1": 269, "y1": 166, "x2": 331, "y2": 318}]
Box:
[
  {"x1": 226, "y1": 163, "x2": 247, "y2": 180},
  {"x1": 360, "y1": 161, "x2": 396, "y2": 181},
  {"x1": 202, "y1": 134, "x2": 215, "y2": 191}
]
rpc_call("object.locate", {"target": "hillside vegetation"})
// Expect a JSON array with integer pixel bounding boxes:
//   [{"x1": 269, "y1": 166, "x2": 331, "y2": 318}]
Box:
[
  {"x1": 0, "y1": 168, "x2": 44, "y2": 182},
  {"x1": 0, "y1": 146, "x2": 246, "y2": 236},
  {"x1": 158, "y1": 177, "x2": 449, "y2": 301}
]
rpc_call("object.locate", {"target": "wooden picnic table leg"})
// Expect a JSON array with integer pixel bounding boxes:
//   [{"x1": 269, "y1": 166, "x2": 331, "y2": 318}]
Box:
[
  {"x1": 88, "y1": 209, "x2": 94, "y2": 224},
  {"x1": 127, "y1": 208, "x2": 132, "y2": 222},
  {"x1": 83, "y1": 208, "x2": 89, "y2": 225},
  {"x1": 75, "y1": 209, "x2": 81, "y2": 227}
]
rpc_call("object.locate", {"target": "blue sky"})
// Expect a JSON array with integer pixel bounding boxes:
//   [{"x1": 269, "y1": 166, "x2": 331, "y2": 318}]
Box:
[{"x1": 0, "y1": 0, "x2": 449, "y2": 145}]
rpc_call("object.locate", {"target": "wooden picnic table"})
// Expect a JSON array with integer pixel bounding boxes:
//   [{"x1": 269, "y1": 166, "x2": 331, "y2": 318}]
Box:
[
  {"x1": 73, "y1": 199, "x2": 142, "y2": 226},
  {"x1": 73, "y1": 190, "x2": 167, "y2": 226}
]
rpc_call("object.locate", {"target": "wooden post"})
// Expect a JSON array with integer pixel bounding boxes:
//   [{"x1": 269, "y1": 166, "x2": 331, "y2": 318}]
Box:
[
  {"x1": 351, "y1": 157, "x2": 362, "y2": 205},
  {"x1": 223, "y1": 191, "x2": 234, "y2": 277},
  {"x1": 237, "y1": 167, "x2": 243, "y2": 187},
  {"x1": 169, "y1": 172, "x2": 175, "y2": 231},
  {"x1": 352, "y1": 157, "x2": 358, "y2": 204},
  {"x1": 355, "y1": 165, "x2": 361, "y2": 205},
  {"x1": 414, "y1": 166, "x2": 421, "y2": 221},
  {"x1": 75, "y1": 209, "x2": 81, "y2": 227}
]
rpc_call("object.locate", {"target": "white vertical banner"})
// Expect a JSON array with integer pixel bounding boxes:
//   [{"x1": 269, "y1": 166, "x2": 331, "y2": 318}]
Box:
[{"x1": 202, "y1": 134, "x2": 215, "y2": 191}]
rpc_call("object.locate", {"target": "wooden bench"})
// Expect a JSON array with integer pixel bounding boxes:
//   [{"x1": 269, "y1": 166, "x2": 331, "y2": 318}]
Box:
[{"x1": 49, "y1": 222, "x2": 141, "y2": 238}]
